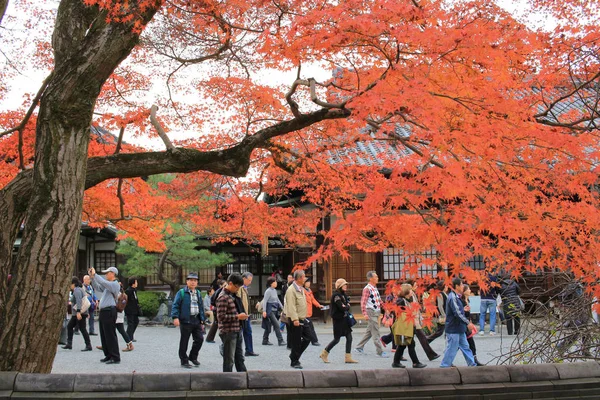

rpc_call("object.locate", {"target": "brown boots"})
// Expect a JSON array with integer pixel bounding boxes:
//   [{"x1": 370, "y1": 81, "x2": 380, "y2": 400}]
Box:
[
  {"x1": 345, "y1": 353, "x2": 358, "y2": 363},
  {"x1": 320, "y1": 349, "x2": 330, "y2": 363}
]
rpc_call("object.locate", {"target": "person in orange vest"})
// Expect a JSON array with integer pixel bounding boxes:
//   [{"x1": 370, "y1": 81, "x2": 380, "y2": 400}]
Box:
[{"x1": 304, "y1": 280, "x2": 324, "y2": 346}]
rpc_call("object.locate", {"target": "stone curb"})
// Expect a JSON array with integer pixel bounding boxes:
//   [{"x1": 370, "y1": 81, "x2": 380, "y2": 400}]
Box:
[
  {"x1": 247, "y1": 370, "x2": 303, "y2": 389},
  {"x1": 506, "y1": 363, "x2": 559, "y2": 382},
  {"x1": 457, "y1": 365, "x2": 511, "y2": 384},
  {"x1": 132, "y1": 373, "x2": 190, "y2": 392},
  {"x1": 191, "y1": 372, "x2": 247, "y2": 391},
  {"x1": 14, "y1": 373, "x2": 74, "y2": 392},
  {"x1": 302, "y1": 370, "x2": 357, "y2": 388},
  {"x1": 2, "y1": 362, "x2": 600, "y2": 396}
]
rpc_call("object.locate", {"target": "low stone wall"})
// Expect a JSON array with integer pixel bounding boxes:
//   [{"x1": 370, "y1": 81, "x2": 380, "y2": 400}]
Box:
[{"x1": 1, "y1": 361, "x2": 600, "y2": 399}]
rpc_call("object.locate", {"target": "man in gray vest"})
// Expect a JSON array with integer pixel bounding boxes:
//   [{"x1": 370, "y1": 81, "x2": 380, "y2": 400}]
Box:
[{"x1": 90, "y1": 266, "x2": 121, "y2": 364}]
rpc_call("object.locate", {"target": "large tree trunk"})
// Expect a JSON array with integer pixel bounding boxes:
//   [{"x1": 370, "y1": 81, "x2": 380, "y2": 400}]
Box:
[{"x1": 0, "y1": 0, "x2": 157, "y2": 372}]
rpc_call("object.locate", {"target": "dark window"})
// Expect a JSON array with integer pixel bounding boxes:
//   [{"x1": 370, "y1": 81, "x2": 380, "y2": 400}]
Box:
[
  {"x1": 464, "y1": 255, "x2": 486, "y2": 270},
  {"x1": 262, "y1": 255, "x2": 285, "y2": 275},
  {"x1": 226, "y1": 254, "x2": 258, "y2": 275},
  {"x1": 382, "y1": 247, "x2": 438, "y2": 279},
  {"x1": 95, "y1": 251, "x2": 116, "y2": 269}
]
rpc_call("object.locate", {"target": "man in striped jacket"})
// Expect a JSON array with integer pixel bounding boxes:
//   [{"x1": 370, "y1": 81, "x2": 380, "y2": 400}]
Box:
[{"x1": 355, "y1": 271, "x2": 388, "y2": 358}]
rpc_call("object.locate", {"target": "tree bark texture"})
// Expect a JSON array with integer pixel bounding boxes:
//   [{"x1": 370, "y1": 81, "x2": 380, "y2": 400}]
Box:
[{"x1": 0, "y1": 0, "x2": 158, "y2": 372}]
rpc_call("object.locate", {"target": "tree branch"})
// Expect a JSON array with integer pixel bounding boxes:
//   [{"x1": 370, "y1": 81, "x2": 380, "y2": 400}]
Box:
[{"x1": 149, "y1": 105, "x2": 175, "y2": 151}]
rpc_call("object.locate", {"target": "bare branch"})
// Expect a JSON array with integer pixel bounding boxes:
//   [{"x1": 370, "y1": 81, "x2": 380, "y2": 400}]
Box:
[
  {"x1": 0, "y1": 72, "x2": 53, "y2": 139},
  {"x1": 309, "y1": 78, "x2": 346, "y2": 109},
  {"x1": 149, "y1": 105, "x2": 175, "y2": 151}
]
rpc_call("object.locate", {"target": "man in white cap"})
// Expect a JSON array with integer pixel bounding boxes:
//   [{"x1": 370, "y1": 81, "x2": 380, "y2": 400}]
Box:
[{"x1": 89, "y1": 266, "x2": 121, "y2": 364}]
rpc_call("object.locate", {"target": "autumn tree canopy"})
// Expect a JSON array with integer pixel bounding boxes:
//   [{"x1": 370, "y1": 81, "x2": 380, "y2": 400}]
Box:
[{"x1": 1, "y1": 0, "x2": 600, "y2": 372}]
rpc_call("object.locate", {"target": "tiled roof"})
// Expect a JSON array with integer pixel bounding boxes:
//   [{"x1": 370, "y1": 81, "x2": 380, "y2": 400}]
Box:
[{"x1": 327, "y1": 87, "x2": 599, "y2": 167}]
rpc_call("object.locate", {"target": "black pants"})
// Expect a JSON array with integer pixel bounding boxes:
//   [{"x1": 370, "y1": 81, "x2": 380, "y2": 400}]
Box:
[
  {"x1": 325, "y1": 330, "x2": 352, "y2": 354},
  {"x1": 221, "y1": 331, "x2": 247, "y2": 372},
  {"x1": 427, "y1": 323, "x2": 445, "y2": 343},
  {"x1": 67, "y1": 314, "x2": 91, "y2": 347},
  {"x1": 467, "y1": 335, "x2": 477, "y2": 356},
  {"x1": 288, "y1": 321, "x2": 311, "y2": 364},
  {"x1": 263, "y1": 311, "x2": 284, "y2": 343},
  {"x1": 505, "y1": 309, "x2": 521, "y2": 335},
  {"x1": 179, "y1": 321, "x2": 204, "y2": 362},
  {"x1": 116, "y1": 323, "x2": 131, "y2": 344},
  {"x1": 206, "y1": 318, "x2": 219, "y2": 342},
  {"x1": 99, "y1": 307, "x2": 120, "y2": 361},
  {"x1": 126, "y1": 314, "x2": 139, "y2": 341},
  {"x1": 393, "y1": 339, "x2": 419, "y2": 365},
  {"x1": 415, "y1": 328, "x2": 439, "y2": 360},
  {"x1": 305, "y1": 318, "x2": 319, "y2": 344}
]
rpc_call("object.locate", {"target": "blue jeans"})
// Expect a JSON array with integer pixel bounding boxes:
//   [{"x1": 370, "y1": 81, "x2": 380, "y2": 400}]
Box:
[
  {"x1": 479, "y1": 299, "x2": 497, "y2": 333},
  {"x1": 440, "y1": 333, "x2": 475, "y2": 367},
  {"x1": 242, "y1": 319, "x2": 253, "y2": 353}
]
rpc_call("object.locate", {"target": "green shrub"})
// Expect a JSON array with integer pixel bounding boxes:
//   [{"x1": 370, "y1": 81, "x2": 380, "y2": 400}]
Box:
[{"x1": 137, "y1": 291, "x2": 167, "y2": 318}]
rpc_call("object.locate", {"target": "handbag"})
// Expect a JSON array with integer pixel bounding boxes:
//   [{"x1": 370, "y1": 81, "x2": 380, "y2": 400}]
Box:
[
  {"x1": 80, "y1": 295, "x2": 91, "y2": 314},
  {"x1": 280, "y1": 311, "x2": 290, "y2": 324},
  {"x1": 382, "y1": 313, "x2": 394, "y2": 328},
  {"x1": 345, "y1": 311, "x2": 357, "y2": 328}
]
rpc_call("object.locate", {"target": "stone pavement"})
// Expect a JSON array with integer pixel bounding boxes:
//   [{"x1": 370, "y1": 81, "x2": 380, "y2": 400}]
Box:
[{"x1": 52, "y1": 321, "x2": 516, "y2": 374}]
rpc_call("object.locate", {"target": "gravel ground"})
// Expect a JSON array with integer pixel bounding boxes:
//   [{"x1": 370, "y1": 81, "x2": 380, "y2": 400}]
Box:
[{"x1": 52, "y1": 320, "x2": 518, "y2": 373}]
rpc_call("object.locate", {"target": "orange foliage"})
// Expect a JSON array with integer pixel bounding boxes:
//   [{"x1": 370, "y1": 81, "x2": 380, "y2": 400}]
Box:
[{"x1": 2, "y1": 0, "x2": 600, "y2": 294}]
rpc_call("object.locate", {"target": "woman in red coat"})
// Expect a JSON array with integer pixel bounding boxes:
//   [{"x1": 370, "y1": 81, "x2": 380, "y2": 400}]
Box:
[{"x1": 304, "y1": 280, "x2": 323, "y2": 346}]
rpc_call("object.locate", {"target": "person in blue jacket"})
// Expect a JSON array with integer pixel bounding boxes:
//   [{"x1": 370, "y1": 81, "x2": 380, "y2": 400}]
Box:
[
  {"x1": 440, "y1": 277, "x2": 477, "y2": 368},
  {"x1": 171, "y1": 272, "x2": 206, "y2": 368}
]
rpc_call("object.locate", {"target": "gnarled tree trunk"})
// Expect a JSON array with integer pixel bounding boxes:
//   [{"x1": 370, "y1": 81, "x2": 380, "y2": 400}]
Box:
[{"x1": 0, "y1": 0, "x2": 157, "y2": 372}]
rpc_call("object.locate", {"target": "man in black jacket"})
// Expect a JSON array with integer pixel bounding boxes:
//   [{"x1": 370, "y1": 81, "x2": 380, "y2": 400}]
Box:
[{"x1": 125, "y1": 277, "x2": 142, "y2": 342}]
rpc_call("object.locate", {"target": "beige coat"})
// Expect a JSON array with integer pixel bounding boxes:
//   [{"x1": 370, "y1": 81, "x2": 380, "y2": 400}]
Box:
[
  {"x1": 237, "y1": 286, "x2": 249, "y2": 314},
  {"x1": 283, "y1": 282, "x2": 307, "y2": 321}
]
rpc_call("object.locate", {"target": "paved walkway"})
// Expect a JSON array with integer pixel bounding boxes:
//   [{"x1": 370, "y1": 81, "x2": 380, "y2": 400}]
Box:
[{"x1": 52, "y1": 321, "x2": 516, "y2": 373}]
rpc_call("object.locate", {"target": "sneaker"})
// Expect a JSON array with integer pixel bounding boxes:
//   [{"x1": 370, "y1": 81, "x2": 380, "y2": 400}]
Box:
[
  {"x1": 489, "y1": 332, "x2": 496, "y2": 336},
  {"x1": 478, "y1": 331, "x2": 484, "y2": 336},
  {"x1": 378, "y1": 352, "x2": 390, "y2": 358},
  {"x1": 291, "y1": 362, "x2": 303, "y2": 369},
  {"x1": 380, "y1": 338, "x2": 387, "y2": 348},
  {"x1": 355, "y1": 348, "x2": 365, "y2": 354}
]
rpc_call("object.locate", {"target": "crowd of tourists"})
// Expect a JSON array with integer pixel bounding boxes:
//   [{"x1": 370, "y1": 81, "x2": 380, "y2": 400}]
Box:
[{"x1": 60, "y1": 266, "x2": 527, "y2": 372}]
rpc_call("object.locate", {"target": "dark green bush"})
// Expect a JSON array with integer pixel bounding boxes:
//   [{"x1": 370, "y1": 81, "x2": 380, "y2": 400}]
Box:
[{"x1": 137, "y1": 291, "x2": 167, "y2": 318}]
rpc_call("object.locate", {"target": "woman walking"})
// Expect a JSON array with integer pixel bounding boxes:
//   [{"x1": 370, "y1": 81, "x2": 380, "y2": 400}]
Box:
[
  {"x1": 62, "y1": 277, "x2": 92, "y2": 351},
  {"x1": 391, "y1": 284, "x2": 426, "y2": 369},
  {"x1": 320, "y1": 279, "x2": 358, "y2": 364},
  {"x1": 304, "y1": 280, "x2": 322, "y2": 346},
  {"x1": 261, "y1": 277, "x2": 286, "y2": 346}
]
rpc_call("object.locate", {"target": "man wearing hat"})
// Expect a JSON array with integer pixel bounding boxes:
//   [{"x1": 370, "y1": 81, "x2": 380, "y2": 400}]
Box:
[
  {"x1": 171, "y1": 272, "x2": 206, "y2": 368},
  {"x1": 89, "y1": 266, "x2": 121, "y2": 364}
]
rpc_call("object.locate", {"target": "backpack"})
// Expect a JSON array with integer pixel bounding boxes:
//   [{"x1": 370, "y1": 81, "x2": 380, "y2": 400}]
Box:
[
  {"x1": 116, "y1": 291, "x2": 128, "y2": 312},
  {"x1": 178, "y1": 288, "x2": 202, "y2": 304},
  {"x1": 211, "y1": 287, "x2": 223, "y2": 308}
]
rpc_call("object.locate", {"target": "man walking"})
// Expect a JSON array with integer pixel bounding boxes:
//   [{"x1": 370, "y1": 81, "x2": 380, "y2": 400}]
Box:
[
  {"x1": 440, "y1": 277, "x2": 477, "y2": 368},
  {"x1": 479, "y1": 274, "x2": 498, "y2": 336},
  {"x1": 238, "y1": 272, "x2": 259, "y2": 357},
  {"x1": 284, "y1": 270, "x2": 311, "y2": 369},
  {"x1": 171, "y1": 273, "x2": 206, "y2": 368},
  {"x1": 82, "y1": 275, "x2": 98, "y2": 336},
  {"x1": 355, "y1": 271, "x2": 388, "y2": 358},
  {"x1": 125, "y1": 277, "x2": 141, "y2": 342},
  {"x1": 216, "y1": 273, "x2": 248, "y2": 372},
  {"x1": 89, "y1": 266, "x2": 121, "y2": 364}
]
